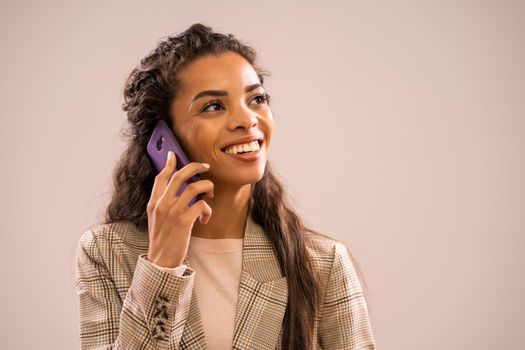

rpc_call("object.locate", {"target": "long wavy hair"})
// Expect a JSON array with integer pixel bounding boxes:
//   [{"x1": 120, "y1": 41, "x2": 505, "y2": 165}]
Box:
[{"x1": 103, "y1": 23, "x2": 367, "y2": 350}]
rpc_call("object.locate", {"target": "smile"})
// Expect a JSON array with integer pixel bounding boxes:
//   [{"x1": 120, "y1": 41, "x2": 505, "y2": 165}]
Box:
[
  {"x1": 221, "y1": 140, "x2": 263, "y2": 162},
  {"x1": 223, "y1": 140, "x2": 261, "y2": 154}
]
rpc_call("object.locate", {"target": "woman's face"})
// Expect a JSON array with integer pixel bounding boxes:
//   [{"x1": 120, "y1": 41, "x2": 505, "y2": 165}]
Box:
[{"x1": 169, "y1": 51, "x2": 274, "y2": 187}]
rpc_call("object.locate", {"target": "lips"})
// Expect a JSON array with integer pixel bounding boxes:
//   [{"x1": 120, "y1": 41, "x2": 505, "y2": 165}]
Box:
[
  {"x1": 220, "y1": 137, "x2": 264, "y2": 152},
  {"x1": 222, "y1": 142, "x2": 264, "y2": 162}
]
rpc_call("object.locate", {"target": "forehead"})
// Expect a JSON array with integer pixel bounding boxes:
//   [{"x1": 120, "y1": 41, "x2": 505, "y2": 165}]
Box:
[{"x1": 177, "y1": 51, "x2": 260, "y2": 96}]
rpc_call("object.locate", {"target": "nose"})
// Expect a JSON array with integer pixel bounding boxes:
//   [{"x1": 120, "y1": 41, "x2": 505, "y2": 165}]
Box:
[{"x1": 228, "y1": 104, "x2": 258, "y2": 130}]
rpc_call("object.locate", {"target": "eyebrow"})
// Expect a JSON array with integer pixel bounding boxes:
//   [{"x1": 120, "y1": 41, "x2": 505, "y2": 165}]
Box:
[{"x1": 191, "y1": 83, "x2": 263, "y2": 103}]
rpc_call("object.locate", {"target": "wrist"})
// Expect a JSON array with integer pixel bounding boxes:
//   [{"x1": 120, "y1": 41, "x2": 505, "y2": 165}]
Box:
[{"x1": 146, "y1": 255, "x2": 183, "y2": 269}]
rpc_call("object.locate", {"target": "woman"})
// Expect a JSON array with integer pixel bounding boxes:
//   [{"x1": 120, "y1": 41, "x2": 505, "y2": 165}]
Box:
[{"x1": 75, "y1": 23, "x2": 376, "y2": 350}]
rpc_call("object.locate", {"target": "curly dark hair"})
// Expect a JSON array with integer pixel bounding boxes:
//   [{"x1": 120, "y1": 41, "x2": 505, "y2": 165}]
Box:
[{"x1": 102, "y1": 23, "x2": 366, "y2": 350}]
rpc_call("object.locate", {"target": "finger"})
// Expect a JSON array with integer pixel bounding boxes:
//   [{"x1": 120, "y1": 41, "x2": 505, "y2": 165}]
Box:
[
  {"x1": 185, "y1": 200, "x2": 213, "y2": 225},
  {"x1": 150, "y1": 151, "x2": 177, "y2": 206},
  {"x1": 163, "y1": 162, "x2": 211, "y2": 202},
  {"x1": 171, "y1": 180, "x2": 214, "y2": 209}
]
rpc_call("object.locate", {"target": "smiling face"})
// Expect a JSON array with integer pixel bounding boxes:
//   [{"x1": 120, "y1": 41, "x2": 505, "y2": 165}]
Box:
[{"x1": 169, "y1": 50, "x2": 274, "y2": 188}]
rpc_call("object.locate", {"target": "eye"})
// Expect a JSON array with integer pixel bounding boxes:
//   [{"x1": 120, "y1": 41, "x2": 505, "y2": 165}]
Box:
[
  {"x1": 251, "y1": 92, "x2": 271, "y2": 105},
  {"x1": 201, "y1": 99, "x2": 224, "y2": 113}
]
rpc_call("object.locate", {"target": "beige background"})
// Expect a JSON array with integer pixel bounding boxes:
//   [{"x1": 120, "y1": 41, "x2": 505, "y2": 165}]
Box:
[{"x1": 1, "y1": 0, "x2": 524, "y2": 349}]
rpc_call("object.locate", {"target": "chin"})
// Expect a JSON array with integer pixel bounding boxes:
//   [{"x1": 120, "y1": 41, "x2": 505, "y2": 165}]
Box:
[
  {"x1": 233, "y1": 169, "x2": 265, "y2": 185},
  {"x1": 214, "y1": 163, "x2": 266, "y2": 186}
]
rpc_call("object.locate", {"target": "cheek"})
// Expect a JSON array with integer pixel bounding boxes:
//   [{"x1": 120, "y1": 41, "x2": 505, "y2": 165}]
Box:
[
  {"x1": 263, "y1": 111, "x2": 274, "y2": 128},
  {"x1": 187, "y1": 130, "x2": 219, "y2": 160},
  {"x1": 262, "y1": 120, "x2": 274, "y2": 141}
]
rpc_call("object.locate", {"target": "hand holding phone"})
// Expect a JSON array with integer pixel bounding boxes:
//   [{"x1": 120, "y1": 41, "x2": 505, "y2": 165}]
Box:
[
  {"x1": 145, "y1": 119, "x2": 215, "y2": 268},
  {"x1": 147, "y1": 119, "x2": 204, "y2": 207}
]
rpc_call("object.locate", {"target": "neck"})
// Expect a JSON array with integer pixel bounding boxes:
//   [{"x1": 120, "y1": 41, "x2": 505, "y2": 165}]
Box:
[{"x1": 191, "y1": 183, "x2": 252, "y2": 239}]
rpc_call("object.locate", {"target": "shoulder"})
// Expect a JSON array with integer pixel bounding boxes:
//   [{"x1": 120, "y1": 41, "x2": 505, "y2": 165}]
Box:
[
  {"x1": 303, "y1": 230, "x2": 346, "y2": 264},
  {"x1": 303, "y1": 230, "x2": 360, "y2": 283},
  {"x1": 78, "y1": 221, "x2": 135, "y2": 248},
  {"x1": 77, "y1": 221, "x2": 148, "y2": 263},
  {"x1": 302, "y1": 231, "x2": 346, "y2": 278}
]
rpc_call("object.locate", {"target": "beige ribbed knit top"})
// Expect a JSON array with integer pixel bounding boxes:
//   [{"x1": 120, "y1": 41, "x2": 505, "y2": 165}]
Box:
[{"x1": 151, "y1": 235, "x2": 244, "y2": 349}]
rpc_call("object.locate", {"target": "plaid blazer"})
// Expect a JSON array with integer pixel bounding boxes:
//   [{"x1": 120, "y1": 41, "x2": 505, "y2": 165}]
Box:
[{"x1": 75, "y1": 212, "x2": 376, "y2": 349}]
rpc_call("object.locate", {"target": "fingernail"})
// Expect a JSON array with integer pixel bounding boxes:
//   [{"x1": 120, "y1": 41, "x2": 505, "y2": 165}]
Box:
[
  {"x1": 167, "y1": 151, "x2": 172, "y2": 162},
  {"x1": 202, "y1": 163, "x2": 210, "y2": 168}
]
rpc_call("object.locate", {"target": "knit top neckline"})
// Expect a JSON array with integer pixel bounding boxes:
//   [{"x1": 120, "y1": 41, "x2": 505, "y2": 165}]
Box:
[{"x1": 189, "y1": 235, "x2": 244, "y2": 253}]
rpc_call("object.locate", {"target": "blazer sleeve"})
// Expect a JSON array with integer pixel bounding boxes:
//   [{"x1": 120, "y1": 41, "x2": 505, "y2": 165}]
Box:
[
  {"x1": 318, "y1": 241, "x2": 376, "y2": 350},
  {"x1": 75, "y1": 229, "x2": 195, "y2": 349},
  {"x1": 147, "y1": 260, "x2": 188, "y2": 277}
]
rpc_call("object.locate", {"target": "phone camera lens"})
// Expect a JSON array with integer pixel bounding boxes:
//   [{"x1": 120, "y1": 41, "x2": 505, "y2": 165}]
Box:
[{"x1": 156, "y1": 136, "x2": 164, "y2": 151}]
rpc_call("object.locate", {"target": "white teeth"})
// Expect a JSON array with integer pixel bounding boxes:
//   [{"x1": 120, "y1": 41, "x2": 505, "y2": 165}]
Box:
[{"x1": 224, "y1": 140, "x2": 260, "y2": 154}]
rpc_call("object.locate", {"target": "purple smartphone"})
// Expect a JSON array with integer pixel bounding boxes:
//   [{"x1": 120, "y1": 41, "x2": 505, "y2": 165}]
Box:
[{"x1": 146, "y1": 119, "x2": 204, "y2": 207}]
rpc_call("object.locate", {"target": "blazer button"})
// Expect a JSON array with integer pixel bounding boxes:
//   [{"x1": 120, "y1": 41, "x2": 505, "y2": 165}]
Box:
[
  {"x1": 155, "y1": 294, "x2": 169, "y2": 304},
  {"x1": 152, "y1": 300, "x2": 168, "y2": 341},
  {"x1": 152, "y1": 325, "x2": 167, "y2": 341},
  {"x1": 154, "y1": 295, "x2": 169, "y2": 319}
]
